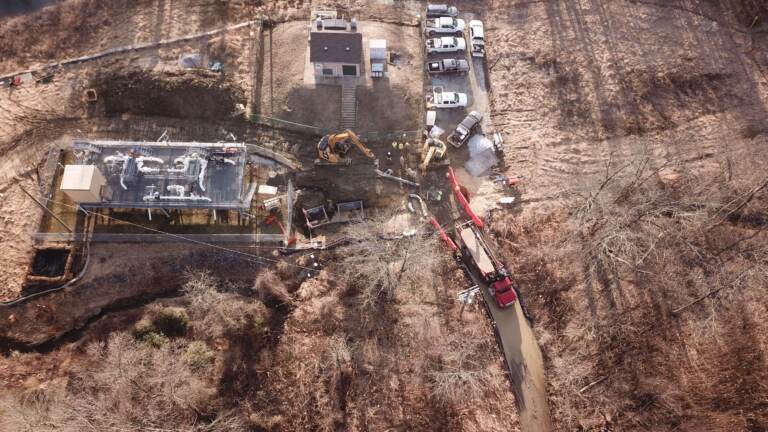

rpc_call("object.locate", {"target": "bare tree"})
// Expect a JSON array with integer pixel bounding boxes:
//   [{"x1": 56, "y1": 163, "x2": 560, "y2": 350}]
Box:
[
  {"x1": 428, "y1": 332, "x2": 499, "y2": 405},
  {"x1": 339, "y1": 215, "x2": 441, "y2": 310},
  {"x1": 182, "y1": 271, "x2": 269, "y2": 339}
]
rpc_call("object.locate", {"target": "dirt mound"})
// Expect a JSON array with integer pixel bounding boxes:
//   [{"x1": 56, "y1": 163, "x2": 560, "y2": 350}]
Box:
[{"x1": 93, "y1": 70, "x2": 246, "y2": 120}]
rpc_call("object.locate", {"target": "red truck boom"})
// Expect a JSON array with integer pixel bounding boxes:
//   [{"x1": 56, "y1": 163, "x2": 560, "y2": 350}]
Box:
[
  {"x1": 447, "y1": 167, "x2": 484, "y2": 230},
  {"x1": 430, "y1": 216, "x2": 458, "y2": 252}
]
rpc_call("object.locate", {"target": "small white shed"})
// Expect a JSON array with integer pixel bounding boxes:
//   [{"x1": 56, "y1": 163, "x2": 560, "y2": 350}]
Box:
[
  {"x1": 369, "y1": 39, "x2": 387, "y2": 60},
  {"x1": 369, "y1": 39, "x2": 387, "y2": 78},
  {"x1": 60, "y1": 165, "x2": 106, "y2": 203}
]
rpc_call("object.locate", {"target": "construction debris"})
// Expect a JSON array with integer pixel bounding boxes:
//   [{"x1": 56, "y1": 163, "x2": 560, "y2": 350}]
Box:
[
  {"x1": 407, "y1": 193, "x2": 428, "y2": 218},
  {"x1": 375, "y1": 167, "x2": 420, "y2": 187}
]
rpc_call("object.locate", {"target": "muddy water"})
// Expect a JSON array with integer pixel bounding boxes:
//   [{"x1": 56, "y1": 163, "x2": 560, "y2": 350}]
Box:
[
  {"x1": 481, "y1": 287, "x2": 553, "y2": 432},
  {"x1": 0, "y1": 0, "x2": 53, "y2": 18}
]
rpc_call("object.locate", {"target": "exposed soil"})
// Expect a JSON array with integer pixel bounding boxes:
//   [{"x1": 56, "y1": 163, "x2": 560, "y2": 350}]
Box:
[
  {"x1": 355, "y1": 20, "x2": 424, "y2": 132},
  {"x1": 281, "y1": 85, "x2": 342, "y2": 128},
  {"x1": 0, "y1": 177, "x2": 44, "y2": 301},
  {"x1": 259, "y1": 20, "x2": 314, "y2": 119},
  {"x1": 259, "y1": 19, "x2": 424, "y2": 132},
  {"x1": 93, "y1": 70, "x2": 246, "y2": 120},
  {"x1": 356, "y1": 82, "x2": 422, "y2": 132}
]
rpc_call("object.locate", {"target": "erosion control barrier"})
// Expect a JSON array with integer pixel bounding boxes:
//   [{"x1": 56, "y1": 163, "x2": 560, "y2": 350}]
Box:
[
  {"x1": 251, "y1": 115, "x2": 421, "y2": 142},
  {"x1": 245, "y1": 143, "x2": 299, "y2": 170}
]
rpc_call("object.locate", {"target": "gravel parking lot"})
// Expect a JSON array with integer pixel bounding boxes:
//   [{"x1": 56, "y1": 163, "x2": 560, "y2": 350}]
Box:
[{"x1": 423, "y1": 12, "x2": 495, "y2": 182}]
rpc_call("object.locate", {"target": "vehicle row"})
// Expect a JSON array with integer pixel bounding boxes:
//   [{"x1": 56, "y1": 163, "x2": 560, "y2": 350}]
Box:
[{"x1": 424, "y1": 4, "x2": 484, "y2": 58}]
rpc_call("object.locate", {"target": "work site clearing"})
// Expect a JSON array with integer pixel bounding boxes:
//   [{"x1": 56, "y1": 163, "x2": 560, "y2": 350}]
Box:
[{"x1": 0, "y1": 0, "x2": 767, "y2": 431}]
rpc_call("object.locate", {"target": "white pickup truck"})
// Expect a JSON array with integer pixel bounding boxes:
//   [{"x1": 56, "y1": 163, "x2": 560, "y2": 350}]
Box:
[
  {"x1": 469, "y1": 20, "x2": 485, "y2": 58},
  {"x1": 424, "y1": 16, "x2": 465, "y2": 37},
  {"x1": 426, "y1": 87, "x2": 468, "y2": 109},
  {"x1": 425, "y1": 36, "x2": 466, "y2": 54}
]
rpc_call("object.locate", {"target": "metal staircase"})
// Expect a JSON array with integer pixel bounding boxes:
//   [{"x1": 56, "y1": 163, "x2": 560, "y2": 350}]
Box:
[{"x1": 341, "y1": 80, "x2": 357, "y2": 129}]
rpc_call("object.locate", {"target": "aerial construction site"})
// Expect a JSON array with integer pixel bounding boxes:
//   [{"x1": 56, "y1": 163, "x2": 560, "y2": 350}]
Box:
[{"x1": 0, "y1": 1, "x2": 767, "y2": 431}]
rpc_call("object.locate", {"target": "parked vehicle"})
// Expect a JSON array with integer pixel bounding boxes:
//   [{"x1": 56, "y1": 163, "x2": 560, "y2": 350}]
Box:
[
  {"x1": 425, "y1": 16, "x2": 465, "y2": 36},
  {"x1": 426, "y1": 58, "x2": 469, "y2": 74},
  {"x1": 468, "y1": 20, "x2": 485, "y2": 57},
  {"x1": 457, "y1": 223, "x2": 517, "y2": 308},
  {"x1": 425, "y1": 36, "x2": 466, "y2": 54},
  {"x1": 425, "y1": 4, "x2": 459, "y2": 18},
  {"x1": 426, "y1": 87, "x2": 468, "y2": 108},
  {"x1": 447, "y1": 110, "x2": 483, "y2": 147}
]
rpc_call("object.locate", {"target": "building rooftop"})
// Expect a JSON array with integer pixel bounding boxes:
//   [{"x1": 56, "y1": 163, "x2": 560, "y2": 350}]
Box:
[
  {"x1": 310, "y1": 31, "x2": 363, "y2": 64},
  {"x1": 68, "y1": 139, "x2": 252, "y2": 209}
]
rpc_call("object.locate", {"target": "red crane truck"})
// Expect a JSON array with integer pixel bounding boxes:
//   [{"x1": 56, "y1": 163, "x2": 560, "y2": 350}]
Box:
[{"x1": 456, "y1": 223, "x2": 517, "y2": 308}]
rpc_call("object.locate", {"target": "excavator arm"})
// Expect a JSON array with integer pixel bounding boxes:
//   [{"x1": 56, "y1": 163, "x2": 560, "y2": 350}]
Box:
[
  {"x1": 420, "y1": 138, "x2": 447, "y2": 175},
  {"x1": 341, "y1": 130, "x2": 375, "y2": 159},
  {"x1": 421, "y1": 145, "x2": 436, "y2": 176}
]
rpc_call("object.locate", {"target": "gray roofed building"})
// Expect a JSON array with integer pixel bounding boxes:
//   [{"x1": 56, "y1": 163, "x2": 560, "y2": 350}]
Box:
[
  {"x1": 309, "y1": 21, "x2": 363, "y2": 78},
  {"x1": 310, "y1": 32, "x2": 362, "y2": 64}
]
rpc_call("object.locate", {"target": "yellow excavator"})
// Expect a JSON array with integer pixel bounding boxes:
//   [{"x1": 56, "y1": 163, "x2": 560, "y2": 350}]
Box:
[
  {"x1": 316, "y1": 129, "x2": 376, "y2": 165},
  {"x1": 420, "y1": 137, "x2": 447, "y2": 175}
]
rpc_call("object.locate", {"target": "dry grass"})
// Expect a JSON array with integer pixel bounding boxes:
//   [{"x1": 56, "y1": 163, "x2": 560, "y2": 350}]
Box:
[
  {"x1": 494, "y1": 153, "x2": 768, "y2": 430},
  {"x1": 241, "y1": 217, "x2": 519, "y2": 431},
  {"x1": 0, "y1": 332, "x2": 244, "y2": 431},
  {"x1": 428, "y1": 330, "x2": 501, "y2": 406},
  {"x1": 0, "y1": 272, "x2": 279, "y2": 431}
]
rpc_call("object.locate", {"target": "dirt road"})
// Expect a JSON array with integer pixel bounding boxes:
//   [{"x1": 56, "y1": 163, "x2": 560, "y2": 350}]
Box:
[
  {"x1": 461, "y1": 248, "x2": 551, "y2": 431},
  {"x1": 478, "y1": 283, "x2": 552, "y2": 432}
]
